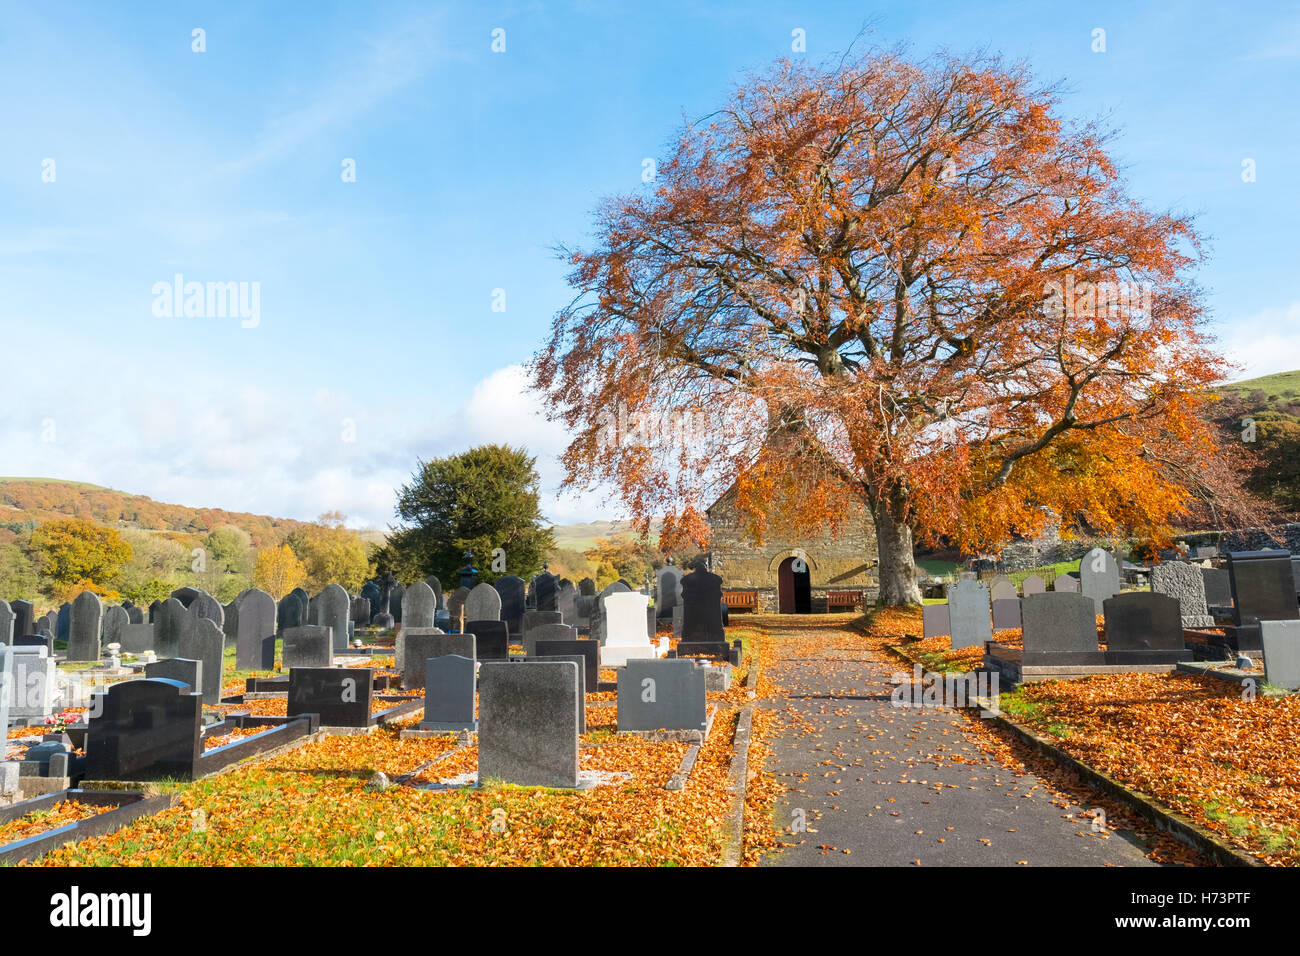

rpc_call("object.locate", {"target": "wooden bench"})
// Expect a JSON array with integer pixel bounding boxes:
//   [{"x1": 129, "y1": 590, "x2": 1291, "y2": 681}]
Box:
[
  {"x1": 723, "y1": 591, "x2": 759, "y2": 612},
  {"x1": 826, "y1": 590, "x2": 864, "y2": 612}
]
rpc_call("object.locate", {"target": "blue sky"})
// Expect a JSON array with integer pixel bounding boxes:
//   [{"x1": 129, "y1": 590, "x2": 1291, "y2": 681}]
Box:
[{"x1": 2, "y1": 1, "x2": 1297, "y2": 528}]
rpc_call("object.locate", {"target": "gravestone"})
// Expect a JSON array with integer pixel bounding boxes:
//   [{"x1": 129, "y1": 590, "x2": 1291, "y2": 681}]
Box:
[
  {"x1": 288, "y1": 667, "x2": 373, "y2": 727},
  {"x1": 593, "y1": 581, "x2": 632, "y2": 643},
  {"x1": 420, "y1": 654, "x2": 477, "y2": 731},
  {"x1": 656, "y1": 565, "x2": 684, "y2": 620},
  {"x1": 446, "y1": 587, "x2": 470, "y2": 624},
  {"x1": 1079, "y1": 548, "x2": 1121, "y2": 613},
  {"x1": 532, "y1": 570, "x2": 559, "y2": 613},
  {"x1": 37, "y1": 611, "x2": 56, "y2": 636},
  {"x1": 154, "y1": 597, "x2": 191, "y2": 658},
  {"x1": 1150, "y1": 562, "x2": 1215, "y2": 627},
  {"x1": 526, "y1": 622, "x2": 579, "y2": 656},
  {"x1": 1021, "y1": 592, "x2": 1101, "y2": 664},
  {"x1": 991, "y1": 597, "x2": 1022, "y2": 631},
  {"x1": 100, "y1": 604, "x2": 129, "y2": 650},
  {"x1": 616, "y1": 659, "x2": 707, "y2": 732},
  {"x1": 8, "y1": 645, "x2": 56, "y2": 721},
  {"x1": 465, "y1": 619, "x2": 509, "y2": 660},
  {"x1": 521, "y1": 654, "x2": 587, "y2": 729},
  {"x1": 1260, "y1": 620, "x2": 1300, "y2": 691},
  {"x1": 222, "y1": 599, "x2": 240, "y2": 648},
  {"x1": 402, "y1": 629, "x2": 472, "y2": 691},
  {"x1": 600, "y1": 591, "x2": 656, "y2": 667},
  {"x1": 277, "y1": 590, "x2": 307, "y2": 633},
  {"x1": 85, "y1": 679, "x2": 202, "y2": 781},
  {"x1": 1228, "y1": 550, "x2": 1298, "y2": 627},
  {"x1": 531, "y1": 637, "x2": 598, "y2": 687},
  {"x1": 403, "y1": 581, "x2": 437, "y2": 629},
  {"x1": 424, "y1": 575, "x2": 443, "y2": 610},
  {"x1": 478, "y1": 661, "x2": 579, "y2": 788},
  {"x1": 1021, "y1": 576, "x2": 1046, "y2": 596},
  {"x1": 146, "y1": 657, "x2": 203, "y2": 692},
  {"x1": 947, "y1": 579, "x2": 992, "y2": 651},
  {"x1": 360, "y1": 581, "x2": 381, "y2": 606},
  {"x1": 56, "y1": 602, "x2": 71, "y2": 641},
  {"x1": 1103, "y1": 592, "x2": 1186, "y2": 652},
  {"x1": 235, "y1": 588, "x2": 277, "y2": 671},
  {"x1": 0, "y1": 599, "x2": 12, "y2": 645},
  {"x1": 922, "y1": 604, "x2": 950, "y2": 639},
  {"x1": 1054, "y1": 574, "x2": 1079, "y2": 593},
  {"x1": 680, "y1": 565, "x2": 725, "y2": 645},
  {"x1": 282, "y1": 625, "x2": 334, "y2": 669},
  {"x1": 316, "y1": 584, "x2": 351, "y2": 653},
  {"x1": 170, "y1": 586, "x2": 200, "y2": 607},
  {"x1": 390, "y1": 583, "x2": 405, "y2": 624},
  {"x1": 11, "y1": 599, "x2": 35, "y2": 640},
  {"x1": 557, "y1": 581, "x2": 577, "y2": 622},
  {"x1": 572, "y1": 595, "x2": 596, "y2": 632},
  {"x1": 578, "y1": 578, "x2": 596, "y2": 597},
  {"x1": 0, "y1": 646, "x2": 10, "y2": 731},
  {"x1": 67, "y1": 590, "x2": 104, "y2": 662},
  {"x1": 469, "y1": 581, "x2": 505, "y2": 625},
  {"x1": 350, "y1": 597, "x2": 371, "y2": 627},
  {"x1": 522, "y1": 610, "x2": 563, "y2": 637},
  {"x1": 178, "y1": 618, "x2": 225, "y2": 701},
  {"x1": 120, "y1": 622, "x2": 155, "y2": 654},
  {"x1": 125, "y1": 603, "x2": 144, "y2": 625},
  {"x1": 187, "y1": 590, "x2": 224, "y2": 628},
  {"x1": 1202, "y1": 568, "x2": 1232, "y2": 607},
  {"x1": 990, "y1": 576, "x2": 1018, "y2": 602}
]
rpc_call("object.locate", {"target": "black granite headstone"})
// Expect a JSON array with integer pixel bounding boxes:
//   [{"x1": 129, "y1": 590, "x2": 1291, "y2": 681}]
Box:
[
  {"x1": 1228, "y1": 551, "x2": 1298, "y2": 626},
  {"x1": 680, "y1": 566, "x2": 724, "y2": 643},
  {"x1": 531, "y1": 638, "x2": 599, "y2": 688},
  {"x1": 465, "y1": 619, "x2": 509, "y2": 660},
  {"x1": 1103, "y1": 592, "x2": 1184, "y2": 651},
  {"x1": 288, "y1": 667, "x2": 374, "y2": 727},
  {"x1": 85, "y1": 678, "x2": 202, "y2": 781}
]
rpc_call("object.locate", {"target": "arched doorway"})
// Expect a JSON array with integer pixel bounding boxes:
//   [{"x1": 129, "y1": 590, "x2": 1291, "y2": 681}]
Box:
[{"x1": 777, "y1": 556, "x2": 811, "y2": 613}]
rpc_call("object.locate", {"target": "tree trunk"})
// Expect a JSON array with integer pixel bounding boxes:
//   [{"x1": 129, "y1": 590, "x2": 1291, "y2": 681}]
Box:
[{"x1": 872, "y1": 498, "x2": 923, "y2": 606}]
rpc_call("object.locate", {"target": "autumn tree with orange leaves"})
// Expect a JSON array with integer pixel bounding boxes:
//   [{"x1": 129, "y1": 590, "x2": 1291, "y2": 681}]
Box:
[{"x1": 531, "y1": 48, "x2": 1243, "y2": 605}]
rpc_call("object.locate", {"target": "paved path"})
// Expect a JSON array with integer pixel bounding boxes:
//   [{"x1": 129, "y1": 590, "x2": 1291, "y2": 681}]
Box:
[{"x1": 756, "y1": 616, "x2": 1160, "y2": 867}]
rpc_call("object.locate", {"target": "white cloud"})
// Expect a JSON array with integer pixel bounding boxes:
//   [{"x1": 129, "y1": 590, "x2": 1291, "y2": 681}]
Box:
[{"x1": 1220, "y1": 300, "x2": 1300, "y2": 380}]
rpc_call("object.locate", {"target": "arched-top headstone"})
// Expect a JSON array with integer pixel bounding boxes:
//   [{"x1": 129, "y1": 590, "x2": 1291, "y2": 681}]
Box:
[
  {"x1": 0, "y1": 599, "x2": 13, "y2": 646},
  {"x1": 989, "y1": 576, "x2": 1018, "y2": 602},
  {"x1": 404, "y1": 580, "x2": 437, "y2": 629},
  {"x1": 1021, "y1": 575, "x2": 1047, "y2": 596},
  {"x1": 101, "y1": 604, "x2": 129, "y2": 648},
  {"x1": 467, "y1": 582, "x2": 503, "y2": 623},
  {"x1": 532, "y1": 570, "x2": 559, "y2": 613},
  {"x1": 1079, "y1": 548, "x2": 1120, "y2": 612},
  {"x1": 493, "y1": 575, "x2": 526, "y2": 635},
  {"x1": 424, "y1": 575, "x2": 443, "y2": 610},
  {"x1": 446, "y1": 586, "x2": 470, "y2": 624},
  {"x1": 186, "y1": 589, "x2": 224, "y2": 628},
  {"x1": 317, "y1": 584, "x2": 351, "y2": 652},
  {"x1": 12, "y1": 599, "x2": 34, "y2": 639},
  {"x1": 170, "y1": 586, "x2": 201, "y2": 608},
  {"x1": 67, "y1": 590, "x2": 105, "y2": 661},
  {"x1": 154, "y1": 597, "x2": 191, "y2": 659},
  {"x1": 578, "y1": 577, "x2": 596, "y2": 597},
  {"x1": 235, "y1": 588, "x2": 277, "y2": 670},
  {"x1": 680, "y1": 566, "x2": 724, "y2": 643}
]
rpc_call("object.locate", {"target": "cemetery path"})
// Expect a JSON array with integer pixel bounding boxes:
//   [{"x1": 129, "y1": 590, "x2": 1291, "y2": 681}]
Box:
[{"x1": 754, "y1": 616, "x2": 1161, "y2": 867}]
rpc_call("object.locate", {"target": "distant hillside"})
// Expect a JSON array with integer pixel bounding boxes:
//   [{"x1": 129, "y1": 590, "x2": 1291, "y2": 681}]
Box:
[
  {"x1": 1217, "y1": 370, "x2": 1300, "y2": 403},
  {"x1": 551, "y1": 519, "x2": 662, "y2": 552},
  {"x1": 0, "y1": 477, "x2": 311, "y2": 547}
]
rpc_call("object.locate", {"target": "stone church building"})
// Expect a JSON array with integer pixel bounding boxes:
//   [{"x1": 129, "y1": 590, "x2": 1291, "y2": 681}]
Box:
[{"x1": 704, "y1": 483, "x2": 880, "y2": 613}]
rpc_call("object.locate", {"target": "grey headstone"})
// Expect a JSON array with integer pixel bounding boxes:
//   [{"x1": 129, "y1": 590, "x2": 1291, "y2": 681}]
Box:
[
  {"x1": 146, "y1": 657, "x2": 203, "y2": 691},
  {"x1": 178, "y1": 618, "x2": 225, "y2": 701},
  {"x1": 991, "y1": 597, "x2": 1022, "y2": 632},
  {"x1": 235, "y1": 588, "x2": 277, "y2": 671},
  {"x1": 1079, "y1": 548, "x2": 1121, "y2": 612},
  {"x1": 8, "y1": 646, "x2": 56, "y2": 719},
  {"x1": 990, "y1": 577, "x2": 1018, "y2": 602},
  {"x1": 1103, "y1": 592, "x2": 1185, "y2": 651},
  {"x1": 947, "y1": 579, "x2": 992, "y2": 650},
  {"x1": 616, "y1": 658, "x2": 706, "y2": 732},
  {"x1": 1150, "y1": 562, "x2": 1214, "y2": 627},
  {"x1": 154, "y1": 597, "x2": 191, "y2": 658},
  {"x1": 493, "y1": 575, "x2": 526, "y2": 635},
  {"x1": 67, "y1": 590, "x2": 104, "y2": 662},
  {"x1": 424, "y1": 575, "x2": 444, "y2": 610},
  {"x1": 402, "y1": 628, "x2": 471, "y2": 690},
  {"x1": 557, "y1": 581, "x2": 577, "y2": 622},
  {"x1": 1021, "y1": 575, "x2": 1047, "y2": 596},
  {"x1": 478, "y1": 661, "x2": 579, "y2": 788},
  {"x1": 466, "y1": 582, "x2": 503, "y2": 625},
  {"x1": 1022, "y1": 592, "x2": 1100, "y2": 661},
  {"x1": 1260, "y1": 620, "x2": 1300, "y2": 691},
  {"x1": 1054, "y1": 574, "x2": 1079, "y2": 593},
  {"x1": 187, "y1": 590, "x2": 224, "y2": 628},
  {"x1": 282, "y1": 625, "x2": 334, "y2": 669},
  {"x1": 656, "y1": 565, "x2": 684, "y2": 619},
  {"x1": 0, "y1": 600, "x2": 12, "y2": 645},
  {"x1": 119, "y1": 622, "x2": 155, "y2": 654},
  {"x1": 317, "y1": 584, "x2": 351, "y2": 652},
  {"x1": 525, "y1": 622, "x2": 579, "y2": 656},
  {"x1": 0, "y1": 648, "x2": 14, "y2": 735},
  {"x1": 100, "y1": 604, "x2": 128, "y2": 648},
  {"x1": 403, "y1": 581, "x2": 437, "y2": 629},
  {"x1": 1202, "y1": 568, "x2": 1231, "y2": 607},
  {"x1": 522, "y1": 610, "x2": 563, "y2": 637},
  {"x1": 420, "y1": 654, "x2": 477, "y2": 731},
  {"x1": 350, "y1": 596, "x2": 372, "y2": 626},
  {"x1": 522, "y1": 654, "x2": 587, "y2": 729},
  {"x1": 446, "y1": 586, "x2": 470, "y2": 623},
  {"x1": 125, "y1": 603, "x2": 144, "y2": 624},
  {"x1": 277, "y1": 590, "x2": 307, "y2": 632}
]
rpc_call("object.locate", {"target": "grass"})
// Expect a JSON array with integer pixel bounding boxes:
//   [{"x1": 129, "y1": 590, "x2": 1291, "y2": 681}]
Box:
[{"x1": 1215, "y1": 369, "x2": 1300, "y2": 399}]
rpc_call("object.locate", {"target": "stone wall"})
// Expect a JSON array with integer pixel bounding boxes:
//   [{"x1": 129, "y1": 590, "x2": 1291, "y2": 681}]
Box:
[{"x1": 706, "y1": 489, "x2": 880, "y2": 603}]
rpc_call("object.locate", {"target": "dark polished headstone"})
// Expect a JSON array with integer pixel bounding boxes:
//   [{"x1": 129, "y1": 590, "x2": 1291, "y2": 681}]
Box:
[
  {"x1": 531, "y1": 638, "x2": 598, "y2": 687},
  {"x1": 145, "y1": 657, "x2": 202, "y2": 691},
  {"x1": 680, "y1": 566, "x2": 724, "y2": 643},
  {"x1": 1103, "y1": 592, "x2": 1186, "y2": 651},
  {"x1": 235, "y1": 588, "x2": 277, "y2": 671},
  {"x1": 85, "y1": 678, "x2": 202, "y2": 781},
  {"x1": 1021, "y1": 592, "x2": 1102, "y2": 665},
  {"x1": 1228, "y1": 550, "x2": 1298, "y2": 627},
  {"x1": 465, "y1": 619, "x2": 509, "y2": 660},
  {"x1": 282, "y1": 625, "x2": 333, "y2": 668},
  {"x1": 421, "y1": 654, "x2": 477, "y2": 731},
  {"x1": 532, "y1": 571, "x2": 560, "y2": 612},
  {"x1": 288, "y1": 666, "x2": 373, "y2": 727}
]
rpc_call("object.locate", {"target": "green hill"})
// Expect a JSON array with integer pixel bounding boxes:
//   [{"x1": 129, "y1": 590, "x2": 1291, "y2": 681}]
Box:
[{"x1": 1216, "y1": 370, "x2": 1300, "y2": 401}]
